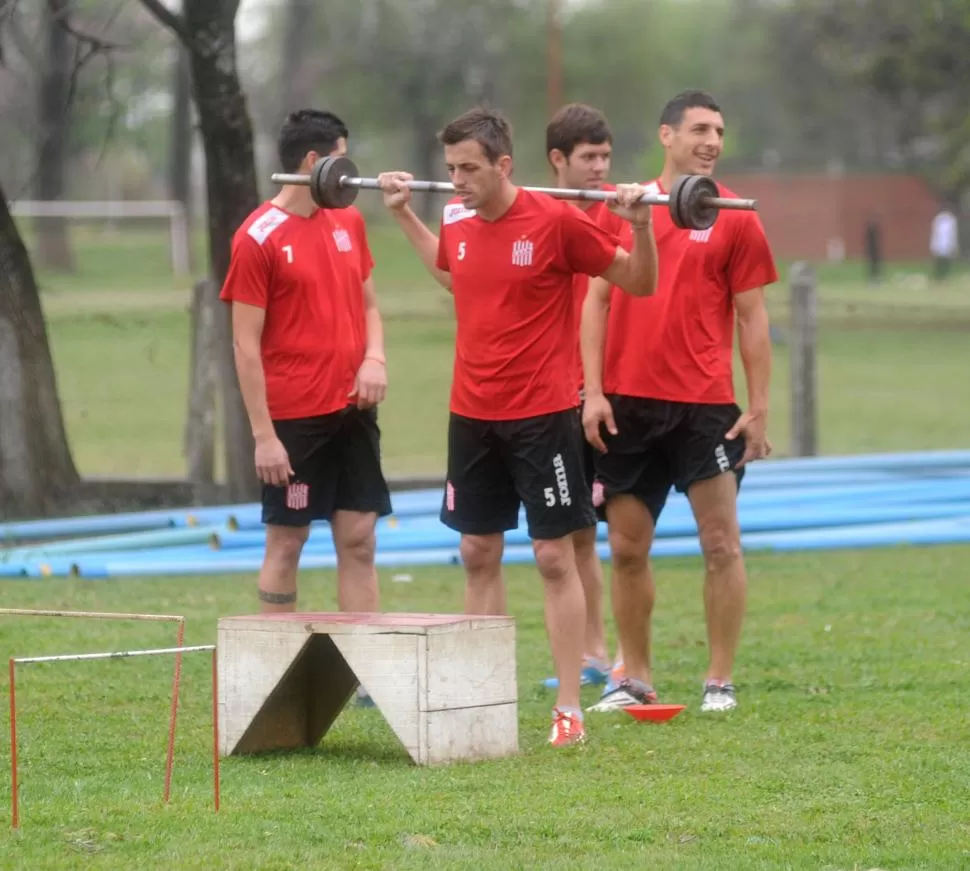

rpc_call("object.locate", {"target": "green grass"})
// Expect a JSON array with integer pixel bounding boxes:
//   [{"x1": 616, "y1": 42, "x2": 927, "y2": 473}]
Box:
[
  {"x1": 5, "y1": 224, "x2": 970, "y2": 867},
  {"x1": 46, "y1": 311, "x2": 970, "y2": 479},
  {"x1": 31, "y1": 224, "x2": 970, "y2": 480},
  {"x1": 2, "y1": 546, "x2": 969, "y2": 868}
]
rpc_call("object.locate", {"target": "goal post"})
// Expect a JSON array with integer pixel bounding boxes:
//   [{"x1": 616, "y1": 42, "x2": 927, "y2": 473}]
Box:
[
  {"x1": 0, "y1": 609, "x2": 220, "y2": 829},
  {"x1": 9, "y1": 199, "x2": 191, "y2": 278},
  {"x1": 8, "y1": 642, "x2": 219, "y2": 829}
]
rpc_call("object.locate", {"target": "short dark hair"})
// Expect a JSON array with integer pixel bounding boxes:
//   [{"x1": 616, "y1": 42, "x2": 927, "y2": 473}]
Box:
[
  {"x1": 438, "y1": 106, "x2": 513, "y2": 164},
  {"x1": 659, "y1": 90, "x2": 722, "y2": 128},
  {"x1": 546, "y1": 103, "x2": 612, "y2": 159},
  {"x1": 278, "y1": 109, "x2": 349, "y2": 172}
]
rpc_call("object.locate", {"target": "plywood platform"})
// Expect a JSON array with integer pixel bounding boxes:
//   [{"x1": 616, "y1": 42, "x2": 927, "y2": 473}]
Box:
[{"x1": 217, "y1": 612, "x2": 519, "y2": 765}]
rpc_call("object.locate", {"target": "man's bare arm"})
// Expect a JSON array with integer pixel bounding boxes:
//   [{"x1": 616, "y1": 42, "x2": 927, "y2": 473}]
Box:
[
  {"x1": 231, "y1": 301, "x2": 274, "y2": 441},
  {"x1": 600, "y1": 222, "x2": 659, "y2": 298},
  {"x1": 350, "y1": 275, "x2": 388, "y2": 408},
  {"x1": 362, "y1": 276, "x2": 385, "y2": 359},
  {"x1": 389, "y1": 204, "x2": 452, "y2": 291},
  {"x1": 734, "y1": 287, "x2": 771, "y2": 416},
  {"x1": 378, "y1": 171, "x2": 453, "y2": 291},
  {"x1": 579, "y1": 276, "x2": 618, "y2": 453},
  {"x1": 580, "y1": 276, "x2": 611, "y2": 398}
]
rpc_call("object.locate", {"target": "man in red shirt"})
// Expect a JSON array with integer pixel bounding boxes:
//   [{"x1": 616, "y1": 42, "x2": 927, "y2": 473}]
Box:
[
  {"x1": 582, "y1": 90, "x2": 778, "y2": 715},
  {"x1": 539, "y1": 103, "x2": 626, "y2": 695},
  {"x1": 220, "y1": 109, "x2": 392, "y2": 620},
  {"x1": 377, "y1": 106, "x2": 658, "y2": 747}
]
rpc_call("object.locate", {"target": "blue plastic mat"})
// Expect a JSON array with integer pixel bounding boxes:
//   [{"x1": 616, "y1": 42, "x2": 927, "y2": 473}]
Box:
[{"x1": 2, "y1": 450, "x2": 969, "y2": 579}]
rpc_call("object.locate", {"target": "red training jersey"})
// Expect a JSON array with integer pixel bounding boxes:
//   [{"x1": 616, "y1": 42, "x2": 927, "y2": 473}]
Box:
[
  {"x1": 220, "y1": 201, "x2": 374, "y2": 421},
  {"x1": 603, "y1": 178, "x2": 777, "y2": 404},
  {"x1": 435, "y1": 188, "x2": 619, "y2": 420},
  {"x1": 569, "y1": 188, "x2": 627, "y2": 394}
]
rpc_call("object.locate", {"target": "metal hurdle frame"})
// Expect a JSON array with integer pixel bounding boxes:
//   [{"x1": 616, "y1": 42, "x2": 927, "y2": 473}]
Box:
[{"x1": 1, "y1": 609, "x2": 219, "y2": 828}]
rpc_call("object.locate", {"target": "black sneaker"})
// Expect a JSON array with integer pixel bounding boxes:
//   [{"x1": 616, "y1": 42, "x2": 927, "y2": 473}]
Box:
[{"x1": 586, "y1": 678, "x2": 658, "y2": 712}]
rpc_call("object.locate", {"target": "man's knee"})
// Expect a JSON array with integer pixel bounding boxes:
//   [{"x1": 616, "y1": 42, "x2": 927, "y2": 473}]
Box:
[
  {"x1": 697, "y1": 520, "x2": 742, "y2": 571},
  {"x1": 688, "y1": 474, "x2": 743, "y2": 572},
  {"x1": 606, "y1": 498, "x2": 652, "y2": 573},
  {"x1": 459, "y1": 533, "x2": 503, "y2": 576},
  {"x1": 265, "y1": 524, "x2": 309, "y2": 568},
  {"x1": 532, "y1": 537, "x2": 575, "y2": 584},
  {"x1": 260, "y1": 526, "x2": 308, "y2": 607},
  {"x1": 572, "y1": 524, "x2": 598, "y2": 561},
  {"x1": 332, "y1": 511, "x2": 377, "y2": 565}
]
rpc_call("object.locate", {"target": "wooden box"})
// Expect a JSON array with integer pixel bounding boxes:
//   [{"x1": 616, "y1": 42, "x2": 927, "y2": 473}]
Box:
[{"x1": 216, "y1": 612, "x2": 519, "y2": 765}]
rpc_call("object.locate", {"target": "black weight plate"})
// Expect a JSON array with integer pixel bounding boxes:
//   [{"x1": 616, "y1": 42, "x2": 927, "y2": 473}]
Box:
[
  {"x1": 668, "y1": 175, "x2": 691, "y2": 230},
  {"x1": 683, "y1": 174, "x2": 718, "y2": 231},
  {"x1": 311, "y1": 155, "x2": 359, "y2": 209}
]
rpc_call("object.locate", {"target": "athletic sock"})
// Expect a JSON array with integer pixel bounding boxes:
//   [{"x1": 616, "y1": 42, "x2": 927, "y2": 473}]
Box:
[{"x1": 556, "y1": 705, "x2": 584, "y2": 722}]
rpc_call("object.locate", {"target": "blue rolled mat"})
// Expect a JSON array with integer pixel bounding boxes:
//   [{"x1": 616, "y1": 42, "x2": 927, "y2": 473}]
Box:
[{"x1": 64, "y1": 514, "x2": 968, "y2": 579}]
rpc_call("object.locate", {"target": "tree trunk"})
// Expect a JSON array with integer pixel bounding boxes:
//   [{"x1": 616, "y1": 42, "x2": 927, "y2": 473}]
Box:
[
  {"x1": 169, "y1": 37, "x2": 195, "y2": 273},
  {"x1": 34, "y1": 0, "x2": 75, "y2": 273},
  {"x1": 0, "y1": 182, "x2": 80, "y2": 520},
  {"x1": 414, "y1": 117, "x2": 441, "y2": 224},
  {"x1": 184, "y1": 4, "x2": 259, "y2": 503},
  {"x1": 140, "y1": 0, "x2": 261, "y2": 502},
  {"x1": 281, "y1": 0, "x2": 315, "y2": 116}
]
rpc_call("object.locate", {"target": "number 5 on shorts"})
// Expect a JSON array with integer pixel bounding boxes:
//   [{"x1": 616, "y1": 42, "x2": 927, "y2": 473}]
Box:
[{"x1": 544, "y1": 487, "x2": 556, "y2": 506}]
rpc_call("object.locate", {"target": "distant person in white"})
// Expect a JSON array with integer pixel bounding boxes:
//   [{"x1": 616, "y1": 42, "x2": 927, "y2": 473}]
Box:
[{"x1": 930, "y1": 207, "x2": 959, "y2": 282}]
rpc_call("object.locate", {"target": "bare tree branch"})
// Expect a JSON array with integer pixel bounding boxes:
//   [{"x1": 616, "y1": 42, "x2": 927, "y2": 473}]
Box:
[
  {"x1": 0, "y1": 0, "x2": 7, "y2": 66},
  {"x1": 96, "y1": 0, "x2": 128, "y2": 37},
  {"x1": 136, "y1": 0, "x2": 191, "y2": 45},
  {"x1": 40, "y1": 0, "x2": 128, "y2": 53},
  {"x1": 91, "y1": 51, "x2": 121, "y2": 170},
  {"x1": 57, "y1": 16, "x2": 125, "y2": 54},
  {"x1": 6, "y1": 4, "x2": 41, "y2": 69}
]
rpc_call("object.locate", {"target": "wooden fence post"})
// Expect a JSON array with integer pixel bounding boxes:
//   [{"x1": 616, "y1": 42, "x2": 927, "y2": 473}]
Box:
[
  {"x1": 184, "y1": 279, "x2": 218, "y2": 496},
  {"x1": 790, "y1": 261, "x2": 818, "y2": 457}
]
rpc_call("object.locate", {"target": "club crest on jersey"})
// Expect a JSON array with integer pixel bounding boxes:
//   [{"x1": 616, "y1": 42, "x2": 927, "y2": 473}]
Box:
[
  {"x1": 332, "y1": 228, "x2": 353, "y2": 252},
  {"x1": 511, "y1": 237, "x2": 534, "y2": 267},
  {"x1": 689, "y1": 227, "x2": 713, "y2": 243}
]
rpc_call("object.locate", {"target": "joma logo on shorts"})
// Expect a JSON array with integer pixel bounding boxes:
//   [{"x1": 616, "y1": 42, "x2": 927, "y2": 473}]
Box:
[
  {"x1": 715, "y1": 444, "x2": 730, "y2": 473},
  {"x1": 553, "y1": 453, "x2": 571, "y2": 507}
]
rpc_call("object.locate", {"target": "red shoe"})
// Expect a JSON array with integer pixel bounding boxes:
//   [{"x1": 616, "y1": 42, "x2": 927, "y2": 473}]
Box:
[{"x1": 548, "y1": 707, "x2": 586, "y2": 747}]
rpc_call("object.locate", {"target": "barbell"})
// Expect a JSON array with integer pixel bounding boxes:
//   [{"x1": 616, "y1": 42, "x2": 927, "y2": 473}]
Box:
[{"x1": 270, "y1": 156, "x2": 758, "y2": 232}]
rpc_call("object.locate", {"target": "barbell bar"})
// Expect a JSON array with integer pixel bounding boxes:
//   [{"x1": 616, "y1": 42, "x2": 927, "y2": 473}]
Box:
[{"x1": 270, "y1": 155, "x2": 758, "y2": 231}]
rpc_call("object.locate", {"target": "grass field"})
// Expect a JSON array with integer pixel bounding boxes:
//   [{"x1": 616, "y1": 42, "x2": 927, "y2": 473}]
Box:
[
  {"x1": 2, "y1": 548, "x2": 969, "y2": 868},
  {"x1": 2, "y1": 221, "x2": 969, "y2": 868},
  {"x1": 25, "y1": 223, "x2": 970, "y2": 479}
]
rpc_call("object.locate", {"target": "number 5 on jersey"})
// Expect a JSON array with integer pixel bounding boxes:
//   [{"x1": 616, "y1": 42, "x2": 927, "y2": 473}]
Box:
[{"x1": 457, "y1": 241, "x2": 466, "y2": 261}]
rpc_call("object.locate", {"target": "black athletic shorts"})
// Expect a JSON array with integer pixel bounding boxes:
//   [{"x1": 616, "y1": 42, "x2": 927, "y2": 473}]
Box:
[
  {"x1": 592, "y1": 396, "x2": 746, "y2": 522},
  {"x1": 441, "y1": 409, "x2": 597, "y2": 541},
  {"x1": 262, "y1": 406, "x2": 392, "y2": 527},
  {"x1": 578, "y1": 401, "x2": 597, "y2": 490}
]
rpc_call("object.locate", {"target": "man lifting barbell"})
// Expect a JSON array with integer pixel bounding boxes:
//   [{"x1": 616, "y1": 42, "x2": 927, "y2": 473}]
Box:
[
  {"x1": 376, "y1": 104, "x2": 660, "y2": 749},
  {"x1": 271, "y1": 150, "x2": 758, "y2": 231}
]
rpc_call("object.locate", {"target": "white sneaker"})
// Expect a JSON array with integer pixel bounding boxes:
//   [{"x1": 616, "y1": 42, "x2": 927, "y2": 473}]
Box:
[{"x1": 700, "y1": 681, "x2": 737, "y2": 712}]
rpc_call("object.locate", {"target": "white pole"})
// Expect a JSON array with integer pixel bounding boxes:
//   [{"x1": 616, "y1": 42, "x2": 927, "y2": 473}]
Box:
[
  {"x1": 15, "y1": 645, "x2": 215, "y2": 665},
  {"x1": 0, "y1": 608, "x2": 185, "y2": 622},
  {"x1": 170, "y1": 202, "x2": 191, "y2": 278}
]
